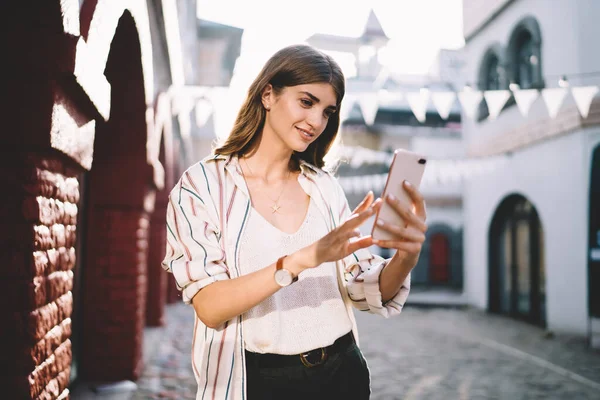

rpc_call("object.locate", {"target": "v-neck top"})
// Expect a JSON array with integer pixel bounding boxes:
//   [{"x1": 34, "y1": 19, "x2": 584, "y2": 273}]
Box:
[{"x1": 239, "y1": 198, "x2": 353, "y2": 354}]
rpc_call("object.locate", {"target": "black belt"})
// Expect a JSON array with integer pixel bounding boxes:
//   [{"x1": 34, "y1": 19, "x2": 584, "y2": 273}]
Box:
[{"x1": 245, "y1": 331, "x2": 355, "y2": 368}]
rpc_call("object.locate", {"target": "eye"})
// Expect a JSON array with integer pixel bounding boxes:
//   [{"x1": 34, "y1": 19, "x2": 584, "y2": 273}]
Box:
[{"x1": 300, "y1": 98, "x2": 313, "y2": 107}]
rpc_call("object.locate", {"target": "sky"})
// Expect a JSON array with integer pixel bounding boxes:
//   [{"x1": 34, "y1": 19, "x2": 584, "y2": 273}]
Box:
[
  {"x1": 195, "y1": 0, "x2": 465, "y2": 138},
  {"x1": 197, "y1": 0, "x2": 464, "y2": 75}
]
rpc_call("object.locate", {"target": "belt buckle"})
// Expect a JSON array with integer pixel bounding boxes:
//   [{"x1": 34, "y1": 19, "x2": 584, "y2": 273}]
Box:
[{"x1": 300, "y1": 348, "x2": 328, "y2": 368}]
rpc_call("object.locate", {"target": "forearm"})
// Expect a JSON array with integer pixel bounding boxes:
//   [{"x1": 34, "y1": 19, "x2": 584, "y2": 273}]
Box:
[
  {"x1": 191, "y1": 252, "x2": 307, "y2": 329},
  {"x1": 379, "y1": 252, "x2": 414, "y2": 303}
]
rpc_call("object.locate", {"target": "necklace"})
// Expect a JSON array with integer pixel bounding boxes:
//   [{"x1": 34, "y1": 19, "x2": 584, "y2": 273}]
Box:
[{"x1": 243, "y1": 158, "x2": 291, "y2": 213}]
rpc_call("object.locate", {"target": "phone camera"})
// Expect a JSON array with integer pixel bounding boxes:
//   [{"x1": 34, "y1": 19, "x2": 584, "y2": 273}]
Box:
[{"x1": 418, "y1": 158, "x2": 427, "y2": 164}]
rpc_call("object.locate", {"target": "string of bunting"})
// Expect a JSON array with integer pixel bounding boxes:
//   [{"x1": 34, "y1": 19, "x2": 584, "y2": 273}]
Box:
[
  {"x1": 334, "y1": 146, "x2": 508, "y2": 195},
  {"x1": 342, "y1": 78, "x2": 600, "y2": 125}
]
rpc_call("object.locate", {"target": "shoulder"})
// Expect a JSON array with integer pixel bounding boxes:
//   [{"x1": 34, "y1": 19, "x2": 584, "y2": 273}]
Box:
[
  {"x1": 170, "y1": 154, "x2": 228, "y2": 199},
  {"x1": 301, "y1": 161, "x2": 346, "y2": 201}
]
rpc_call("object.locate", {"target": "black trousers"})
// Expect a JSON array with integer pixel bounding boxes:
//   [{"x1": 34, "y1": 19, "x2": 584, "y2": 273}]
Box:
[{"x1": 245, "y1": 341, "x2": 371, "y2": 400}]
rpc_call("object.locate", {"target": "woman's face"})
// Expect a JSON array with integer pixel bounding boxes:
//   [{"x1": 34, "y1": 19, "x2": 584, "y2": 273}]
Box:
[{"x1": 262, "y1": 82, "x2": 338, "y2": 153}]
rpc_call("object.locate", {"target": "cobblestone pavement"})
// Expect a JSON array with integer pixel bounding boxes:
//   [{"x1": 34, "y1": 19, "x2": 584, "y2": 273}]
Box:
[
  {"x1": 131, "y1": 304, "x2": 198, "y2": 400},
  {"x1": 129, "y1": 303, "x2": 600, "y2": 399}
]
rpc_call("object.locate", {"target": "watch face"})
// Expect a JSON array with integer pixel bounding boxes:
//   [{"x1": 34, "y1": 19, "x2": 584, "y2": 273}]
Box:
[{"x1": 274, "y1": 269, "x2": 293, "y2": 287}]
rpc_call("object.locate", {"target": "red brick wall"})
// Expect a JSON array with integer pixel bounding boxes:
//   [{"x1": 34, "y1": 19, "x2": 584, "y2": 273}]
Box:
[
  {"x1": 147, "y1": 196, "x2": 168, "y2": 326},
  {"x1": 0, "y1": 152, "x2": 79, "y2": 399},
  {"x1": 80, "y1": 207, "x2": 149, "y2": 381}
]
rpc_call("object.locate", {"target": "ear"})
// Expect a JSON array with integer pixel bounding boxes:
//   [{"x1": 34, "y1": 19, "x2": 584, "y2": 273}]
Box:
[{"x1": 261, "y1": 84, "x2": 273, "y2": 110}]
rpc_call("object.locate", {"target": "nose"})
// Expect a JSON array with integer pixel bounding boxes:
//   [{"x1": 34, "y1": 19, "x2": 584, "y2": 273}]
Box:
[{"x1": 306, "y1": 108, "x2": 326, "y2": 132}]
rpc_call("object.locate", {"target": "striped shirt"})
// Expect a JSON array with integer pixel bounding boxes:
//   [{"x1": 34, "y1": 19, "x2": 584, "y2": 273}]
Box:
[{"x1": 162, "y1": 154, "x2": 411, "y2": 400}]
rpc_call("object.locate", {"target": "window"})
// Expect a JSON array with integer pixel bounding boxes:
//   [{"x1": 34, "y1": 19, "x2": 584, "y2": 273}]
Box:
[
  {"x1": 485, "y1": 55, "x2": 502, "y2": 90},
  {"x1": 477, "y1": 44, "x2": 507, "y2": 121},
  {"x1": 515, "y1": 31, "x2": 535, "y2": 89},
  {"x1": 508, "y1": 16, "x2": 543, "y2": 89}
]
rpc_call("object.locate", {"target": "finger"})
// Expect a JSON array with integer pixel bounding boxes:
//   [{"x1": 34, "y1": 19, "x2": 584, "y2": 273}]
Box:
[
  {"x1": 371, "y1": 197, "x2": 384, "y2": 209},
  {"x1": 385, "y1": 194, "x2": 427, "y2": 232},
  {"x1": 374, "y1": 239, "x2": 422, "y2": 253},
  {"x1": 344, "y1": 206, "x2": 376, "y2": 230},
  {"x1": 352, "y1": 191, "x2": 374, "y2": 215},
  {"x1": 403, "y1": 181, "x2": 427, "y2": 221},
  {"x1": 345, "y1": 228, "x2": 361, "y2": 240},
  {"x1": 347, "y1": 236, "x2": 374, "y2": 253},
  {"x1": 374, "y1": 220, "x2": 425, "y2": 242}
]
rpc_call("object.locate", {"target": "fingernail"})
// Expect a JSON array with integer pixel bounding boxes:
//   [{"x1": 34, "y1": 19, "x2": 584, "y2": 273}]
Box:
[
  {"x1": 376, "y1": 220, "x2": 384, "y2": 226},
  {"x1": 387, "y1": 194, "x2": 396, "y2": 201},
  {"x1": 404, "y1": 180, "x2": 412, "y2": 187}
]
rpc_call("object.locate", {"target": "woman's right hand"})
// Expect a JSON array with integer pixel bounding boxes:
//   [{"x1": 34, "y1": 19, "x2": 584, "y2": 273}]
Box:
[{"x1": 289, "y1": 192, "x2": 382, "y2": 272}]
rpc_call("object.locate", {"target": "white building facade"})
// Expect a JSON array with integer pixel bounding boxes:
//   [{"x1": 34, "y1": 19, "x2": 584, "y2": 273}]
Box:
[
  {"x1": 308, "y1": 11, "x2": 466, "y2": 289},
  {"x1": 461, "y1": 0, "x2": 600, "y2": 345}
]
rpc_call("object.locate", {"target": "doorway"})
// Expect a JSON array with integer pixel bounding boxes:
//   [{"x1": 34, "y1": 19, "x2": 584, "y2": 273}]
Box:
[{"x1": 489, "y1": 194, "x2": 546, "y2": 326}]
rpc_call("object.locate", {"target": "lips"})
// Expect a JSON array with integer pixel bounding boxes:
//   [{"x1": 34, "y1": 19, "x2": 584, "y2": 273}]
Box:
[{"x1": 296, "y1": 127, "x2": 315, "y2": 141}]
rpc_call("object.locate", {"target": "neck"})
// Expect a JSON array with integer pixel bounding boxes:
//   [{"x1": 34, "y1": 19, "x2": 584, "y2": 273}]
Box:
[{"x1": 243, "y1": 131, "x2": 294, "y2": 181}]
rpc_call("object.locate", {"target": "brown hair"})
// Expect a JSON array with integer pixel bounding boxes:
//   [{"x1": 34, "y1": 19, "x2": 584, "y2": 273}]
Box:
[{"x1": 213, "y1": 44, "x2": 345, "y2": 169}]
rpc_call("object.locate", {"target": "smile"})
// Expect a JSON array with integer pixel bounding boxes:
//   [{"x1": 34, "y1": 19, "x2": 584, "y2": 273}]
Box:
[{"x1": 296, "y1": 127, "x2": 315, "y2": 140}]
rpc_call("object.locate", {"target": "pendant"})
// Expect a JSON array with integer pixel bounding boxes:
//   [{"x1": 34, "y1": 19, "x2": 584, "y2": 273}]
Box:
[{"x1": 271, "y1": 203, "x2": 281, "y2": 213}]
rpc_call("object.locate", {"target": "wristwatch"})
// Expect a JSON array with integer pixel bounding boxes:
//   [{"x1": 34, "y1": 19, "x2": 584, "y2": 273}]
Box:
[{"x1": 274, "y1": 255, "x2": 298, "y2": 287}]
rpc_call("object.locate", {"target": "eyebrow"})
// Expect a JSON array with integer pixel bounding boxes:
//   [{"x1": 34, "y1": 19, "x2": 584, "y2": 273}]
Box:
[{"x1": 300, "y1": 91, "x2": 337, "y2": 111}]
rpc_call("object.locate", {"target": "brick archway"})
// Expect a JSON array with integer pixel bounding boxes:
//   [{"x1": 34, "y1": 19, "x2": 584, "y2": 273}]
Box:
[{"x1": 79, "y1": 10, "x2": 153, "y2": 381}]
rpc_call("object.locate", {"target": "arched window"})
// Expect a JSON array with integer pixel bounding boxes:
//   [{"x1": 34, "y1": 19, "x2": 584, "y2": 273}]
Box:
[
  {"x1": 515, "y1": 31, "x2": 535, "y2": 89},
  {"x1": 485, "y1": 55, "x2": 502, "y2": 91},
  {"x1": 477, "y1": 44, "x2": 507, "y2": 120},
  {"x1": 508, "y1": 16, "x2": 543, "y2": 89}
]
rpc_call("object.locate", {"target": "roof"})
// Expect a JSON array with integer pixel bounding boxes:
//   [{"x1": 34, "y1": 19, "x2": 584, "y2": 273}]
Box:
[{"x1": 362, "y1": 10, "x2": 388, "y2": 39}]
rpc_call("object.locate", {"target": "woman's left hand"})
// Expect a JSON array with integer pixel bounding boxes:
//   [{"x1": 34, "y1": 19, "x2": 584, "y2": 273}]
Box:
[{"x1": 373, "y1": 180, "x2": 428, "y2": 267}]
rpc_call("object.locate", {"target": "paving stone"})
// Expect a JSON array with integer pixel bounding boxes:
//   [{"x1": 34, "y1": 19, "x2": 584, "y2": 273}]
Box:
[{"x1": 127, "y1": 303, "x2": 600, "y2": 399}]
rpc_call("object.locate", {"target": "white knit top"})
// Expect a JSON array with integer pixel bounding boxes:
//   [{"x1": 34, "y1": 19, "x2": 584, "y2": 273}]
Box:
[{"x1": 239, "y1": 198, "x2": 353, "y2": 355}]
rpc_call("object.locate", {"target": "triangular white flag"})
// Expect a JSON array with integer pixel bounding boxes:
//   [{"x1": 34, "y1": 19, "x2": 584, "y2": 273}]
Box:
[
  {"x1": 458, "y1": 89, "x2": 483, "y2": 120},
  {"x1": 484, "y1": 90, "x2": 511, "y2": 120},
  {"x1": 406, "y1": 90, "x2": 430, "y2": 123},
  {"x1": 571, "y1": 85, "x2": 599, "y2": 119},
  {"x1": 431, "y1": 91, "x2": 456, "y2": 120},
  {"x1": 195, "y1": 99, "x2": 213, "y2": 127},
  {"x1": 513, "y1": 89, "x2": 539, "y2": 117},
  {"x1": 377, "y1": 89, "x2": 403, "y2": 105},
  {"x1": 541, "y1": 87, "x2": 568, "y2": 118},
  {"x1": 340, "y1": 95, "x2": 355, "y2": 123},
  {"x1": 358, "y1": 93, "x2": 379, "y2": 125}
]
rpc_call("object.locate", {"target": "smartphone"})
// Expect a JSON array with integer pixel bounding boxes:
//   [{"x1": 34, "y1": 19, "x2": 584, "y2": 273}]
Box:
[{"x1": 371, "y1": 149, "x2": 427, "y2": 241}]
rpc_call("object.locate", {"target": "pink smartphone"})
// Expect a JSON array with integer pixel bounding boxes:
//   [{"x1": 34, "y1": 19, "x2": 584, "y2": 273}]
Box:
[{"x1": 371, "y1": 149, "x2": 427, "y2": 241}]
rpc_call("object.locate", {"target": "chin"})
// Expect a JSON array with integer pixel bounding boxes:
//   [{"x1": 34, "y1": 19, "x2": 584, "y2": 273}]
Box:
[{"x1": 292, "y1": 143, "x2": 311, "y2": 153}]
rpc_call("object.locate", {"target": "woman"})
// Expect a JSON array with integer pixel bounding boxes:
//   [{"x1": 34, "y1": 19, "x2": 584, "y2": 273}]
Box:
[{"x1": 162, "y1": 44, "x2": 427, "y2": 400}]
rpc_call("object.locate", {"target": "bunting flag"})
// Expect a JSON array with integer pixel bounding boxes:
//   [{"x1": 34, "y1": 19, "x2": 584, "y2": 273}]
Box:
[
  {"x1": 358, "y1": 93, "x2": 380, "y2": 125},
  {"x1": 431, "y1": 91, "x2": 456, "y2": 120},
  {"x1": 340, "y1": 95, "x2": 355, "y2": 123},
  {"x1": 571, "y1": 86, "x2": 599, "y2": 118},
  {"x1": 541, "y1": 87, "x2": 568, "y2": 118},
  {"x1": 194, "y1": 99, "x2": 213, "y2": 127},
  {"x1": 513, "y1": 88, "x2": 540, "y2": 117},
  {"x1": 484, "y1": 90, "x2": 512, "y2": 120},
  {"x1": 377, "y1": 89, "x2": 404, "y2": 105},
  {"x1": 406, "y1": 90, "x2": 430, "y2": 123},
  {"x1": 458, "y1": 89, "x2": 483, "y2": 120}
]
